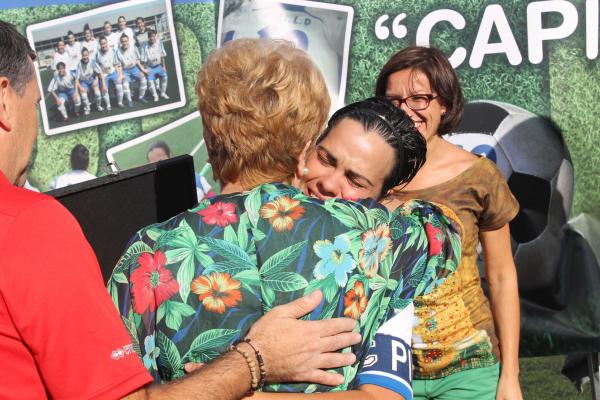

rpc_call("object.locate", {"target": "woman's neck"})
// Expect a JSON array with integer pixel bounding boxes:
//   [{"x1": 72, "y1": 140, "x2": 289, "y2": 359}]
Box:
[
  {"x1": 220, "y1": 178, "x2": 295, "y2": 195},
  {"x1": 397, "y1": 134, "x2": 449, "y2": 191},
  {"x1": 220, "y1": 181, "x2": 245, "y2": 195}
]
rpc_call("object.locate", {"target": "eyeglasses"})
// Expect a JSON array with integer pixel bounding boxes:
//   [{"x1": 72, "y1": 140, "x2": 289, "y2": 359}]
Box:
[{"x1": 385, "y1": 94, "x2": 438, "y2": 111}]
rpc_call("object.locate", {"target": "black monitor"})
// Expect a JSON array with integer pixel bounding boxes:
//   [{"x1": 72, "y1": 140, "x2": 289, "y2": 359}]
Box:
[{"x1": 48, "y1": 155, "x2": 198, "y2": 283}]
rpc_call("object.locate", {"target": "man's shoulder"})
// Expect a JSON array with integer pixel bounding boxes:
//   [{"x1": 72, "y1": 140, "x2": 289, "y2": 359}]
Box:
[
  {"x1": 0, "y1": 186, "x2": 78, "y2": 250},
  {"x1": 0, "y1": 184, "x2": 54, "y2": 219}
]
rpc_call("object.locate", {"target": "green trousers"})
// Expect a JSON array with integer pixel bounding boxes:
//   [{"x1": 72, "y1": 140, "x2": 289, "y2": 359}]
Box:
[{"x1": 413, "y1": 363, "x2": 500, "y2": 400}]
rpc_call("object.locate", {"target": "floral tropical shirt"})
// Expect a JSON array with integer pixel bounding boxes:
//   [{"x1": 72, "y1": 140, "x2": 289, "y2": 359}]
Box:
[{"x1": 108, "y1": 183, "x2": 461, "y2": 395}]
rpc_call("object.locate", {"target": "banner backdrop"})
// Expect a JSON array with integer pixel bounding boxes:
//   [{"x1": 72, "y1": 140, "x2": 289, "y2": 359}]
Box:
[{"x1": 1, "y1": 0, "x2": 599, "y2": 355}]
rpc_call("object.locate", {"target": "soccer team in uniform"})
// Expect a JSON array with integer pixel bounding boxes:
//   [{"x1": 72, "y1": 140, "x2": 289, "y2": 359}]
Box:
[{"x1": 48, "y1": 17, "x2": 170, "y2": 121}]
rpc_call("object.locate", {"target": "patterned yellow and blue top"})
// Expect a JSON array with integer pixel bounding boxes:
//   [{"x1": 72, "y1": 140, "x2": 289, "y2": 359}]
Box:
[
  {"x1": 108, "y1": 182, "x2": 461, "y2": 396},
  {"x1": 389, "y1": 157, "x2": 519, "y2": 379}
]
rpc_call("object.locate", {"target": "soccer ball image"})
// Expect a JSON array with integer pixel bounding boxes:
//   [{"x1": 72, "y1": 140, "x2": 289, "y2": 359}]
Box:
[{"x1": 445, "y1": 100, "x2": 574, "y2": 302}]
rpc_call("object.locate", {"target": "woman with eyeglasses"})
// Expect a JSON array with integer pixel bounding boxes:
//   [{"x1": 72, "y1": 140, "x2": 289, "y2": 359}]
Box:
[{"x1": 375, "y1": 47, "x2": 522, "y2": 400}]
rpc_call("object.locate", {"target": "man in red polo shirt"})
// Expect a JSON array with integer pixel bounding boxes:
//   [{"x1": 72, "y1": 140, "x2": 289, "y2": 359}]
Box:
[{"x1": 0, "y1": 20, "x2": 359, "y2": 399}]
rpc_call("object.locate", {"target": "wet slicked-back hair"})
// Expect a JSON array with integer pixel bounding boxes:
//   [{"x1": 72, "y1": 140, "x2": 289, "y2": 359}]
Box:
[
  {"x1": 318, "y1": 96, "x2": 427, "y2": 198},
  {"x1": 0, "y1": 20, "x2": 36, "y2": 95}
]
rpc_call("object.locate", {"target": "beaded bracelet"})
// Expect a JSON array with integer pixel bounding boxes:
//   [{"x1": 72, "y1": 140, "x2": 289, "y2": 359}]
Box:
[
  {"x1": 242, "y1": 338, "x2": 266, "y2": 390},
  {"x1": 229, "y1": 343, "x2": 259, "y2": 394}
]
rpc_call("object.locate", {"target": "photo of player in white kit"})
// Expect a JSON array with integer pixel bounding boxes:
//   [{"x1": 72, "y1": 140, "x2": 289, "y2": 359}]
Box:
[
  {"x1": 142, "y1": 29, "x2": 169, "y2": 102},
  {"x1": 64, "y1": 31, "x2": 82, "y2": 74},
  {"x1": 52, "y1": 39, "x2": 70, "y2": 71},
  {"x1": 75, "y1": 47, "x2": 103, "y2": 114},
  {"x1": 116, "y1": 34, "x2": 148, "y2": 106},
  {"x1": 218, "y1": 0, "x2": 353, "y2": 109},
  {"x1": 102, "y1": 21, "x2": 120, "y2": 49},
  {"x1": 117, "y1": 15, "x2": 135, "y2": 43},
  {"x1": 48, "y1": 61, "x2": 81, "y2": 121},
  {"x1": 82, "y1": 24, "x2": 99, "y2": 60},
  {"x1": 95, "y1": 36, "x2": 122, "y2": 110},
  {"x1": 135, "y1": 17, "x2": 150, "y2": 48}
]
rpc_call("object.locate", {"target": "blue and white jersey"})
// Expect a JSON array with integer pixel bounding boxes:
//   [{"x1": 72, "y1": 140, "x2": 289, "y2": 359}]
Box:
[
  {"x1": 64, "y1": 41, "x2": 82, "y2": 71},
  {"x1": 51, "y1": 51, "x2": 70, "y2": 71},
  {"x1": 355, "y1": 304, "x2": 414, "y2": 400},
  {"x1": 75, "y1": 60, "x2": 101, "y2": 82},
  {"x1": 195, "y1": 174, "x2": 212, "y2": 201},
  {"x1": 116, "y1": 45, "x2": 141, "y2": 69},
  {"x1": 82, "y1": 39, "x2": 99, "y2": 60},
  {"x1": 221, "y1": 1, "x2": 345, "y2": 106},
  {"x1": 48, "y1": 71, "x2": 75, "y2": 92},
  {"x1": 135, "y1": 29, "x2": 149, "y2": 48},
  {"x1": 117, "y1": 27, "x2": 135, "y2": 44},
  {"x1": 105, "y1": 31, "x2": 120, "y2": 50},
  {"x1": 95, "y1": 49, "x2": 118, "y2": 75},
  {"x1": 142, "y1": 40, "x2": 166, "y2": 67}
]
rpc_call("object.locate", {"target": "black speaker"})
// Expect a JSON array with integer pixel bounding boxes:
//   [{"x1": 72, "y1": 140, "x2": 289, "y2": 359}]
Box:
[{"x1": 48, "y1": 155, "x2": 198, "y2": 283}]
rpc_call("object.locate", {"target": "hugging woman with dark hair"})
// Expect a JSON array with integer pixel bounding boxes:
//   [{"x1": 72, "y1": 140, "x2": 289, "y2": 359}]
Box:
[{"x1": 110, "y1": 39, "x2": 462, "y2": 400}]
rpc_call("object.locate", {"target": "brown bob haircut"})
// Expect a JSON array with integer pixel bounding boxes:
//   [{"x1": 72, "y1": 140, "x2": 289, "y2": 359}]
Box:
[
  {"x1": 197, "y1": 38, "x2": 330, "y2": 188},
  {"x1": 375, "y1": 46, "x2": 464, "y2": 136}
]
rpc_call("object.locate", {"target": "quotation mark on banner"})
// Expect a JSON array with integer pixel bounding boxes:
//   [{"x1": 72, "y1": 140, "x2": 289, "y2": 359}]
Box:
[{"x1": 375, "y1": 13, "x2": 408, "y2": 40}]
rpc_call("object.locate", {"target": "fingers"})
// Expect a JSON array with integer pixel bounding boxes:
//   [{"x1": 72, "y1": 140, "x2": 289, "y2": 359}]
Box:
[
  {"x1": 301, "y1": 370, "x2": 345, "y2": 387},
  {"x1": 270, "y1": 290, "x2": 322, "y2": 318},
  {"x1": 313, "y1": 317, "x2": 357, "y2": 337},
  {"x1": 184, "y1": 362, "x2": 204, "y2": 374},
  {"x1": 314, "y1": 351, "x2": 357, "y2": 370},
  {"x1": 318, "y1": 332, "x2": 361, "y2": 353}
]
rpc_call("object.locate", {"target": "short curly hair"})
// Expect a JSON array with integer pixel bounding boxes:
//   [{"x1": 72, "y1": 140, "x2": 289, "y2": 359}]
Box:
[{"x1": 197, "y1": 38, "x2": 330, "y2": 188}]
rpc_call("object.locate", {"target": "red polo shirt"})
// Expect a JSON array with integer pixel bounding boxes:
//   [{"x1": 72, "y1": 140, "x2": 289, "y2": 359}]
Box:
[{"x1": 0, "y1": 173, "x2": 152, "y2": 399}]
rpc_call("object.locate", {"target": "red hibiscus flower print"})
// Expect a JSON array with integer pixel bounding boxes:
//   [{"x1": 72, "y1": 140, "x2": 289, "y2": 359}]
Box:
[
  {"x1": 343, "y1": 281, "x2": 368, "y2": 319},
  {"x1": 259, "y1": 196, "x2": 305, "y2": 232},
  {"x1": 198, "y1": 202, "x2": 238, "y2": 227},
  {"x1": 425, "y1": 223, "x2": 443, "y2": 256},
  {"x1": 191, "y1": 272, "x2": 242, "y2": 314},
  {"x1": 131, "y1": 251, "x2": 179, "y2": 314}
]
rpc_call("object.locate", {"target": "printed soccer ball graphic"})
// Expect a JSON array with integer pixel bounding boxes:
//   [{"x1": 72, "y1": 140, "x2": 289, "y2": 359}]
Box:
[{"x1": 445, "y1": 100, "x2": 574, "y2": 298}]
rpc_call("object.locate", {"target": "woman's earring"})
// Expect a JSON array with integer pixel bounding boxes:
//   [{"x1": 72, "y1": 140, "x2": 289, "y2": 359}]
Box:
[{"x1": 302, "y1": 167, "x2": 310, "y2": 176}]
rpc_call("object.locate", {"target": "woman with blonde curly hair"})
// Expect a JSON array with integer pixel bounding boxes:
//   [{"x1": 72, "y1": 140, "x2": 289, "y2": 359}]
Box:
[{"x1": 110, "y1": 39, "x2": 461, "y2": 400}]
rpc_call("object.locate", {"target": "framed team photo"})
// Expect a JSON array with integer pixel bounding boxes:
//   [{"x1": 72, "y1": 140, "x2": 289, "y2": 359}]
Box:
[
  {"x1": 217, "y1": 0, "x2": 354, "y2": 110},
  {"x1": 26, "y1": 0, "x2": 186, "y2": 136},
  {"x1": 106, "y1": 112, "x2": 217, "y2": 198}
]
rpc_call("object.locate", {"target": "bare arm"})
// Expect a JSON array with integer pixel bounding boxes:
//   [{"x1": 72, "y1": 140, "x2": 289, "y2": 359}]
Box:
[
  {"x1": 123, "y1": 350, "x2": 255, "y2": 400},
  {"x1": 480, "y1": 225, "x2": 522, "y2": 400},
  {"x1": 122, "y1": 291, "x2": 360, "y2": 400},
  {"x1": 137, "y1": 60, "x2": 148, "y2": 75}
]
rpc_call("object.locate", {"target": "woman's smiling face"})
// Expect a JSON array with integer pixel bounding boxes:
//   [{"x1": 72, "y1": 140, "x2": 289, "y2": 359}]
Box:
[
  {"x1": 302, "y1": 118, "x2": 395, "y2": 201},
  {"x1": 385, "y1": 68, "x2": 446, "y2": 143}
]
